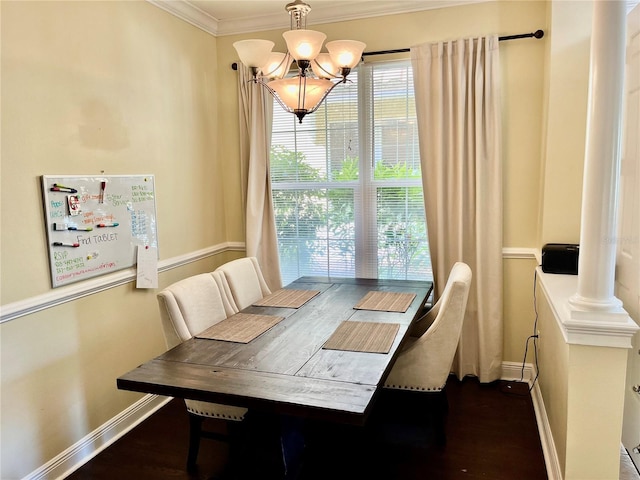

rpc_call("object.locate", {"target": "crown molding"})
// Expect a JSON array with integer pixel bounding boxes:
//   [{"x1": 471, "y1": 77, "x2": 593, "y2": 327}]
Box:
[
  {"x1": 216, "y1": 0, "x2": 487, "y2": 36},
  {"x1": 148, "y1": 0, "x2": 489, "y2": 37},
  {"x1": 147, "y1": 0, "x2": 221, "y2": 36}
]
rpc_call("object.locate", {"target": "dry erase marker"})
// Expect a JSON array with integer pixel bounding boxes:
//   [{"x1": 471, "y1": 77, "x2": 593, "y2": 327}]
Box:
[
  {"x1": 53, "y1": 223, "x2": 92, "y2": 231},
  {"x1": 53, "y1": 242, "x2": 80, "y2": 248},
  {"x1": 97, "y1": 222, "x2": 119, "y2": 227},
  {"x1": 100, "y1": 181, "x2": 106, "y2": 203},
  {"x1": 51, "y1": 186, "x2": 78, "y2": 193}
]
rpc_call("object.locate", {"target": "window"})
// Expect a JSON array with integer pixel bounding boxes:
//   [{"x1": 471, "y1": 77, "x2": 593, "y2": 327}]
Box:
[{"x1": 270, "y1": 61, "x2": 431, "y2": 285}]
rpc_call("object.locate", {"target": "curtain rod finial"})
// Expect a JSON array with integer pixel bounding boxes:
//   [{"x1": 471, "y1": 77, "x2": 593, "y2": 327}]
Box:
[
  {"x1": 232, "y1": 62, "x2": 238, "y2": 71},
  {"x1": 534, "y1": 30, "x2": 544, "y2": 39}
]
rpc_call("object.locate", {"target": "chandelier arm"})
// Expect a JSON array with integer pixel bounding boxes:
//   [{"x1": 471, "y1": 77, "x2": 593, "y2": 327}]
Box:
[
  {"x1": 262, "y1": 53, "x2": 293, "y2": 79},
  {"x1": 261, "y1": 81, "x2": 292, "y2": 113},
  {"x1": 311, "y1": 59, "x2": 340, "y2": 80}
]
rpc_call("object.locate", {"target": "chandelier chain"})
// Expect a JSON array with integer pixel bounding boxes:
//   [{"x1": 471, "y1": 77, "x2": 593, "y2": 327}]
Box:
[{"x1": 286, "y1": 0, "x2": 311, "y2": 30}]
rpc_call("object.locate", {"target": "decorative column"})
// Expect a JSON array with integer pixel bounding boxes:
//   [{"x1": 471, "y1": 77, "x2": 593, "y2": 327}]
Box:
[{"x1": 569, "y1": 0, "x2": 627, "y2": 318}]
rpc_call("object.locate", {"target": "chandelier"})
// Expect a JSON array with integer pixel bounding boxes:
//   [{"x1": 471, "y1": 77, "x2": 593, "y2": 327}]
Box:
[{"x1": 233, "y1": 0, "x2": 366, "y2": 123}]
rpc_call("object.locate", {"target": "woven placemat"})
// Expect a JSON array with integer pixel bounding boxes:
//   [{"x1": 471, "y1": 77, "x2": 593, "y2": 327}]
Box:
[
  {"x1": 353, "y1": 291, "x2": 417, "y2": 313},
  {"x1": 195, "y1": 313, "x2": 284, "y2": 343},
  {"x1": 322, "y1": 321, "x2": 400, "y2": 354},
  {"x1": 252, "y1": 289, "x2": 320, "y2": 308}
]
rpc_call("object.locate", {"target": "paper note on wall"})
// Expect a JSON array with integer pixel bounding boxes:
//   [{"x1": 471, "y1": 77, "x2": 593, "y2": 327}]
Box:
[{"x1": 136, "y1": 246, "x2": 158, "y2": 289}]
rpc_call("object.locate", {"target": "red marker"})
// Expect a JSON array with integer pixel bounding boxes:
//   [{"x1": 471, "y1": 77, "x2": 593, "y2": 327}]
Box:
[
  {"x1": 53, "y1": 242, "x2": 80, "y2": 248},
  {"x1": 97, "y1": 222, "x2": 119, "y2": 227}
]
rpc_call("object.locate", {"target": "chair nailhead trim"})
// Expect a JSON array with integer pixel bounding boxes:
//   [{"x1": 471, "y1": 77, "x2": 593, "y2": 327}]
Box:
[
  {"x1": 186, "y1": 409, "x2": 245, "y2": 421},
  {"x1": 383, "y1": 384, "x2": 444, "y2": 392}
]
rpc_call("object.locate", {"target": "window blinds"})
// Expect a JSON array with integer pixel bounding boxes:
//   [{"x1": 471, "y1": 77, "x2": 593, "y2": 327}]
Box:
[{"x1": 270, "y1": 61, "x2": 432, "y2": 284}]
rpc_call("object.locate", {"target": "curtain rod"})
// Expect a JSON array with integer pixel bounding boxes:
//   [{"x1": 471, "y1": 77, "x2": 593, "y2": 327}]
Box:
[
  {"x1": 231, "y1": 30, "x2": 544, "y2": 70},
  {"x1": 362, "y1": 30, "x2": 544, "y2": 57}
]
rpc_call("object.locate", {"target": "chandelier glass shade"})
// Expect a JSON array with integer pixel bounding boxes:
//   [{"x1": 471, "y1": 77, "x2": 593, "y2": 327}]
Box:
[{"x1": 233, "y1": 0, "x2": 366, "y2": 123}]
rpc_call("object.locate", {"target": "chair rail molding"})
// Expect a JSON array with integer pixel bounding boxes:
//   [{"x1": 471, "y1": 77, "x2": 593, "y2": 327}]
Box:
[
  {"x1": 502, "y1": 247, "x2": 540, "y2": 262},
  {"x1": 0, "y1": 242, "x2": 245, "y2": 324},
  {"x1": 3, "y1": 244, "x2": 532, "y2": 324}
]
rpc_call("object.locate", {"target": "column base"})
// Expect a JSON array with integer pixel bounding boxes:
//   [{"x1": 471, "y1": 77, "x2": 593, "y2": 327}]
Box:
[
  {"x1": 568, "y1": 293, "x2": 625, "y2": 321},
  {"x1": 537, "y1": 268, "x2": 638, "y2": 348},
  {"x1": 563, "y1": 297, "x2": 637, "y2": 348}
]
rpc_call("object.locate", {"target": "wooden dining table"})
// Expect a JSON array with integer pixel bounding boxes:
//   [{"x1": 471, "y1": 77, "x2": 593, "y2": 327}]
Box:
[{"x1": 117, "y1": 276, "x2": 433, "y2": 426}]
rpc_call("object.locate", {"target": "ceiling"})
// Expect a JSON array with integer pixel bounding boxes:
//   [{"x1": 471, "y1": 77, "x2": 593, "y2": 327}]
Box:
[
  {"x1": 149, "y1": 0, "x2": 487, "y2": 36},
  {"x1": 150, "y1": 1, "x2": 640, "y2": 37}
]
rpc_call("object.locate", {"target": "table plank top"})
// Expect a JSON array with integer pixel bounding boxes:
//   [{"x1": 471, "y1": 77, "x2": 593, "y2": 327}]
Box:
[{"x1": 117, "y1": 276, "x2": 432, "y2": 425}]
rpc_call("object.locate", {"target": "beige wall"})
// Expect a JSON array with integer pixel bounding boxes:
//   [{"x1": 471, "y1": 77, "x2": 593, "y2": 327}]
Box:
[
  {"x1": 1, "y1": 0, "x2": 229, "y2": 304},
  {"x1": 217, "y1": 1, "x2": 548, "y2": 249},
  {"x1": 0, "y1": 0, "x2": 570, "y2": 478},
  {"x1": 536, "y1": 3, "x2": 633, "y2": 478},
  {"x1": 538, "y1": 282, "x2": 570, "y2": 477},
  {"x1": 539, "y1": 0, "x2": 592, "y2": 245},
  {"x1": 538, "y1": 279, "x2": 631, "y2": 480},
  {"x1": 503, "y1": 257, "x2": 541, "y2": 362},
  {"x1": 565, "y1": 344, "x2": 628, "y2": 479},
  {"x1": 0, "y1": 1, "x2": 229, "y2": 478},
  {"x1": 217, "y1": 1, "x2": 548, "y2": 365}
]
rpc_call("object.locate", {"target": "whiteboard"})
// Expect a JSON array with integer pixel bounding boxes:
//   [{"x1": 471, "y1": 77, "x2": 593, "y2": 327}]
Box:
[{"x1": 41, "y1": 175, "x2": 158, "y2": 288}]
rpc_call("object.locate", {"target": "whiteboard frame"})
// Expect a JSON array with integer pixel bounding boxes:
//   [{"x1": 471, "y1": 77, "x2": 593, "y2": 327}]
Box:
[{"x1": 41, "y1": 174, "x2": 159, "y2": 288}]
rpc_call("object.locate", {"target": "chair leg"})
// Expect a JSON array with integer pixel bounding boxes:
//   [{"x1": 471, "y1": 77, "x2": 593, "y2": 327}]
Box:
[
  {"x1": 187, "y1": 413, "x2": 204, "y2": 471},
  {"x1": 433, "y1": 390, "x2": 448, "y2": 447},
  {"x1": 226, "y1": 420, "x2": 246, "y2": 475}
]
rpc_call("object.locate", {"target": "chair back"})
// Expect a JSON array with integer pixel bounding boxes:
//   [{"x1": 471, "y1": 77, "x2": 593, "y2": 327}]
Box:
[
  {"x1": 157, "y1": 271, "x2": 237, "y2": 349},
  {"x1": 385, "y1": 262, "x2": 472, "y2": 391},
  {"x1": 215, "y1": 257, "x2": 272, "y2": 310}
]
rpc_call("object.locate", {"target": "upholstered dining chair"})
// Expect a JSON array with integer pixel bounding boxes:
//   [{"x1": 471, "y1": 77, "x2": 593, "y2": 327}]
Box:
[
  {"x1": 383, "y1": 262, "x2": 472, "y2": 444},
  {"x1": 214, "y1": 256, "x2": 272, "y2": 310},
  {"x1": 157, "y1": 271, "x2": 248, "y2": 471}
]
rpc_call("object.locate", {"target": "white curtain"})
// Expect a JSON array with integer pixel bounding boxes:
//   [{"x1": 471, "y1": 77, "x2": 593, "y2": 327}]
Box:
[
  {"x1": 411, "y1": 36, "x2": 503, "y2": 382},
  {"x1": 237, "y1": 64, "x2": 283, "y2": 291}
]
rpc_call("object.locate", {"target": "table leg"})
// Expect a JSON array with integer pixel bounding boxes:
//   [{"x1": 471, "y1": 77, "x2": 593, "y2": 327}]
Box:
[{"x1": 232, "y1": 412, "x2": 306, "y2": 479}]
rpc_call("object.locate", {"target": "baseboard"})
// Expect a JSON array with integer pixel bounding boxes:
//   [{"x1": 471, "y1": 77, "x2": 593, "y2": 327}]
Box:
[
  {"x1": 501, "y1": 360, "x2": 535, "y2": 383},
  {"x1": 27, "y1": 361, "x2": 560, "y2": 480},
  {"x1": 24, "y1": 394, "x2": 171, "y2": 480},
  {"x1": 502, "y1": 361, "x2": 562, "y2": 480}
]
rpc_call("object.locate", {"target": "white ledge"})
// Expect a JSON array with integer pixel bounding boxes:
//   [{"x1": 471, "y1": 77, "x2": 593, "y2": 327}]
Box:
[{"x1": 537, "y1": 267, "x2": 638, "y2": 348}]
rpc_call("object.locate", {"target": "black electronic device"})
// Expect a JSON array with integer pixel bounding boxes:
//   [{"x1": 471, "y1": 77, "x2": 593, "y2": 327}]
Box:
[{"x1": 541, "y1": 243, "x2": 579, "y2": 275}]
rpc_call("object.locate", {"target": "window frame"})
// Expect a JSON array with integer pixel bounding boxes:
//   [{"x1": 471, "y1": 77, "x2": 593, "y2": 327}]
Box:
[{"x1": 269, "y1": 59, "x2": 430, "y2": 284}]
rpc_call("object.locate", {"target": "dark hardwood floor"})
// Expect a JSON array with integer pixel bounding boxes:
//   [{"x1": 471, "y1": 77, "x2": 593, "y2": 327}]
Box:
[{"x1": 66, "y1": 376, "x2": 547, "y2": 480}]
